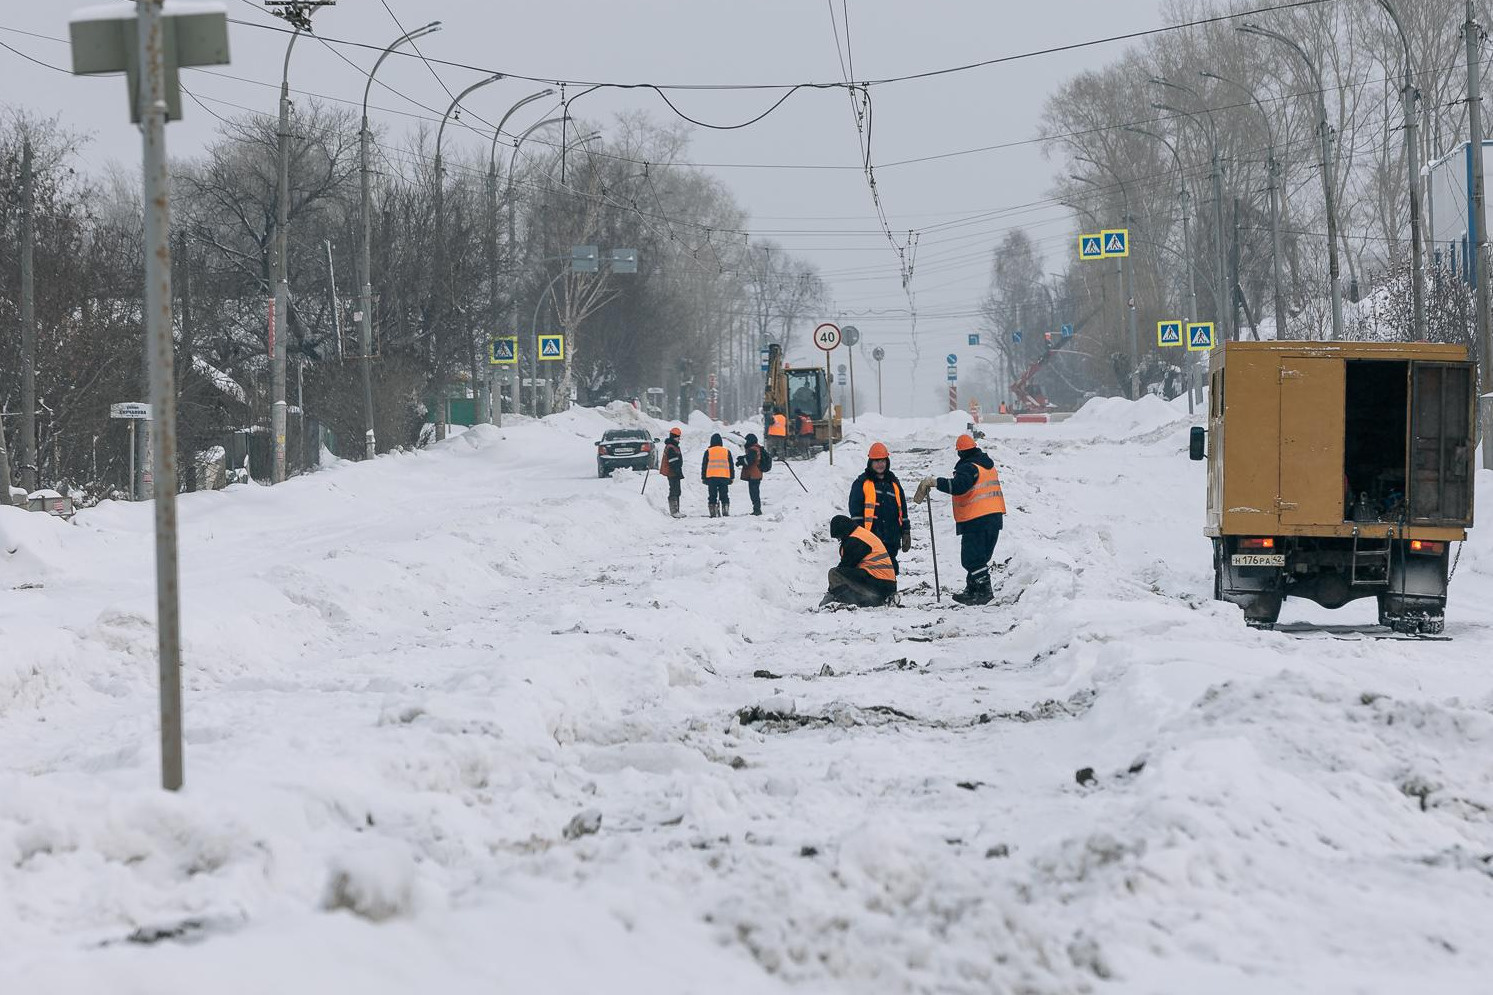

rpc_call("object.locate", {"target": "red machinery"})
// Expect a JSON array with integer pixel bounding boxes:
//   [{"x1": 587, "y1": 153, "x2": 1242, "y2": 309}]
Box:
[{"x1": 1009, "y1": 333, "x2": 1074, "y2": 414}]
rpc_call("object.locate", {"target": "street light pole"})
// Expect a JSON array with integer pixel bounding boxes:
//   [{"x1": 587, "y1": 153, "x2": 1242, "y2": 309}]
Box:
[
  {"x1": 1125, "y1": 124, "x2": 1198, "y2": 411},
  {"x1": 1152, "y1": 77, "x2": 1232, "y2": 345},
  {"x1": 271, "y1": 23, "x2": 304, "y2": 484},
  {"x1": 506, "y1": 116, "x2": 567, "y2": 417},
  {"x1": 1238, "y1": 24, "x2": 1344, "y2": 340},
  {"x1": 19, "y1": 138, "x2": 36, "y2": 493},
  {"x1": 1201, "y1": 70, "x2": 1289, "y2": 340},
  {"x1": 1465, "y1": 0, "x2": 1493, "y2": 466},
  {"x1": 139, "y1": 0, "x2": 183, "y2": 791},
  {"x1": 434, "y1": 72, "x2": 503, "y2": 441},
  {"x1": 1075, "y1": 157, "x2": 1140, "y2": 398},
  {"x1": 486, "y1": 90, "x2": 554, "y2": 427},
  {"x1": 1376, "y1": 0, "x2": 1427, "y2": 343},
  {"x1": 360, "y1": 21, "x2": 440, "y2": 458}
]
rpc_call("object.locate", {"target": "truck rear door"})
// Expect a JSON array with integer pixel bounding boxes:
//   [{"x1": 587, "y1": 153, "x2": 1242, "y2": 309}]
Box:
[
  {"x1": 1279, "y1": 356, "x2": 1346, "y2": 526},
  {"x1": 1408, "y1": 362, "x2": 1475, "y2": 526}
]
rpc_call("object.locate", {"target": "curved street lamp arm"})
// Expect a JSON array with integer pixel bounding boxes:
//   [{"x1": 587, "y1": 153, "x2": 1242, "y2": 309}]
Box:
[
  {"x1": 362, "y1": 21, "x2": 441, "y2": 117},
  {"x1": 507, "y1": 116, "x2": 569, "y2": 189},
  {"x1": 1237, "y1": 24, "x2": 1324, "y2": 96},
  {"x1": 437, "y1": 73, "x2": 505, "y2": 163},
  {"x1": 1200, "y1": 70, "x2": 1275, "y2": 151},
  {"x1": 490, "y1": 89, "x2": 556, "y2": 171}
]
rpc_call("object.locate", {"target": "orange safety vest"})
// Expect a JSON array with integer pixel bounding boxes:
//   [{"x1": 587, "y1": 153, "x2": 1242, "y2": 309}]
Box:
[
  {"x1": 798, "y1": 416, "x2": 815, "y2": 436},
  {"x1": 952, "y1": 464, "x2": 1006, "y2": 523},
  {"x1": 768, "y1": 414, "x2": 788, "y2": 437},
  {"x1": 848, "y1": 526, "x2": 896, "y2": 582},
  {"x1": 704, "y1": 445, "x2": 732, "y2": 479},
  {"x1": 861, "y1": 478, "x2": 904, "y2": 530}
]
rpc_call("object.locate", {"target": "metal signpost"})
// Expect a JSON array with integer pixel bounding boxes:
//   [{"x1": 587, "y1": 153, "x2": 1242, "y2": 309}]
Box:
[
  {"x1": 947, "y1": 352, "x2": 959, "y2": 412},
  {"x1": 813, "y1": 322, "x2": 841, "y2": 465},
  {"x1": 71, "y1": 0, "x2": 230, "y2": 793},
  {"x1": 841, "y1": 324, "x2": 860, "y2": 423},
  {"x1": 872, "y1": 346, "x2": 885, "y2": 414},
  {"x1": 110, "y1": 403, "x2": 152, "y2": 501}
]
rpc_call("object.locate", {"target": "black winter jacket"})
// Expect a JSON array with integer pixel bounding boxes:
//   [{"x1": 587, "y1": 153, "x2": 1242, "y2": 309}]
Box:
[
  {"x1": 848, "y1": 464, "x2": 908, "y2": 546},
  {"x1": 936, "y1": 448, "x2": 1004, "y2": 535}
]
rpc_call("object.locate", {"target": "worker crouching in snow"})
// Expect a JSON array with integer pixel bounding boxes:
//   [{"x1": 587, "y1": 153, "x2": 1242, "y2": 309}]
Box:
[
  {"x1": 821, "y1": 514, "x2": 898, "y2": 608},
  {"x1": 914, "y1": 433, "x2": 1005, "y2": 605}
]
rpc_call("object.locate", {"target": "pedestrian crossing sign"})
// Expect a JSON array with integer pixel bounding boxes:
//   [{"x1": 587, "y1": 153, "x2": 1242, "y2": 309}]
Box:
[
  {"x1": 1186, "y1": 322, "x2": 1215, "y2": 352},
  {"x1": 538, "y1": 334, "x2": 565, "y2": 361},
  {"x1": 1157, "y1": 320, "x2": 1183, "y2": 348},
  {"x1": 1079, "y1": 234, "x2": 1104, "y2": 260},
  {"x1": 489, "y1": 336, "x2": 518, "y2": 365},
  {"x1": 1101, "y1": 229, "x2": 1129, "y2": 258}
]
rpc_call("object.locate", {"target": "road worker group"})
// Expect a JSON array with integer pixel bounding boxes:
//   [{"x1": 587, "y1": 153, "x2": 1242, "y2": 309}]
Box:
[
  {"x1": 827, "y1": 432, "x2": 1005, "y2": 607},
  {"x1": 657, "y1": 427, "x2": 769, "y2": 518},
  {"x1": 655, "y1": 423, "x2": 1006, "y2": 607}
]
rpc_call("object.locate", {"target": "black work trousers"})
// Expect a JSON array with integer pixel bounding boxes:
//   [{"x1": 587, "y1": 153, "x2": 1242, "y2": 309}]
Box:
[
  {"x1": 667, "y1": 477, "x2": 682, "y2": 501},
  {"x1": 747, "y1": 479, "x2": 762, "y2": 513},
  {"x1": 706, "y1": 480, "x2": 730, "y2": 507},
  {"x1": 959, "y1": 516, "x2": 1001, "y2": 584},
  {"x1": 825, "y1": 567, "x2": 896, "y2": 607}
]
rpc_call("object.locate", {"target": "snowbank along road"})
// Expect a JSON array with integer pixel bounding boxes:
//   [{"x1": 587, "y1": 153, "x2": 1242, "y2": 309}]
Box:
[{"x1": 3, "y1": 396, "x2": 1492, "y2": 994}]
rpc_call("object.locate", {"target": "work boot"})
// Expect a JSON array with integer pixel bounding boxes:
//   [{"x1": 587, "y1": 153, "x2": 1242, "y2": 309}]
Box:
[
  {"x1": 952, "y1": 571, "x2": 993, "y2": 606},
  {"x1": 709, "y1": 503, "x2": 719, "y2": 518},
  {"x1": 722, "y1": 502, "x2": 731, "y2": 517},
  {"x1": 668, "y1": 497, "x2": 681, "y2": 518},
  {"x1": 752, "y1": 507, "x2": 762, "y2": 516}
]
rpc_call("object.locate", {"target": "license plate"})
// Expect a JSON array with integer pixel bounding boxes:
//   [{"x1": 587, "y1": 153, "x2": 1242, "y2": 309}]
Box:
[
  {"x1": 611, "y1": 448, "x2": 635, "y2": 455},
  {"x1": 1232, "y1": 554, "x2": 1284, "y2": 567}
]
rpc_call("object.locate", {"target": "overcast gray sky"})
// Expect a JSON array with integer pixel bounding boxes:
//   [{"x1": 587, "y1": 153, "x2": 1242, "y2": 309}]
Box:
[{"x1": 3, "y1": 0, "x2": 1166, "y2": 415}]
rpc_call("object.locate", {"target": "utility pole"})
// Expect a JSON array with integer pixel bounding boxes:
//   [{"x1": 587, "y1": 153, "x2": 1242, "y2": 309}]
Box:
[
  {"x1": 271, "y1": 26, "x2": 298, "y2": 484},
  {"x1": 1238, "y1": 24, "x2": 1343, "y2": 339},
  {"x1": 1467, "y1": 1, "x2": 1493, "y2": 466},
  {"x1": 20, "y1": 138, "x2": 37, "y2": 493},
  {"x1": 1230, "y1": 197, "x2": 1242, "y2": 338},
  {"x1": 1377, "y1": 0, "x2": 1426, "y2": 342}
]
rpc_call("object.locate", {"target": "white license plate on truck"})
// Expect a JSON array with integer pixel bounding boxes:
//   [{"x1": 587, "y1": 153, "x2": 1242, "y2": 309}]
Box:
[{"x1": 1231, "y1": 554, "x2": 1284, "y2": 567}]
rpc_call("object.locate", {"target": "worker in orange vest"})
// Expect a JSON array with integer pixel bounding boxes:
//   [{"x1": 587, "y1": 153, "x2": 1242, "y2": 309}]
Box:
[
  {"x1": 766, "y1": 408, "x2": 789, "y2": 458},
  {"x1": 848, "y1": 441, "x2": 910, "y2": 574},
  {"x1": 700, "y1": 432, "x2": 735, "y2": 517},
  {"x1": 913, "y1": 434, "x2": 1006, "y2": 604},
  {"x1": 659, "y1": 426, "x2": 684, "y2": 518},
  {"x1": 821, "y1": 514, "x2": 898, "y2": 607},
  {"x1": 736, "y1": 433, "x2": 768, "y2": 515},
  {"x1": 794, "y1": 409, "x2": 815, "y2": 457}
]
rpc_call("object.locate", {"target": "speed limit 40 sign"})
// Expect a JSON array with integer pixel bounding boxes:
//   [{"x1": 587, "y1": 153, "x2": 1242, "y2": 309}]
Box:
[{"x1": 812, "y1": 322, "x2": 842, "y2": 351}]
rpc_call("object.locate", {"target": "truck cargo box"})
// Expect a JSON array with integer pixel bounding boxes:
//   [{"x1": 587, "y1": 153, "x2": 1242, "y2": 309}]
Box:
[{"x1": 1205, "y1": 342, "x2": 1474, "y2": 541}]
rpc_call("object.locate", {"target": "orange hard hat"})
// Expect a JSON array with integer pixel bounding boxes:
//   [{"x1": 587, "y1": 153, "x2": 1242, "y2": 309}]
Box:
[
  {"x1": 955, "y1": 434, "x2": 978, "y2": 451},
  {"x1": 669, "y1": 427, "x2": 682, "y2": 436},
  {"x1": 868, "y1": 442, "x2": 889, "y2": 460}
]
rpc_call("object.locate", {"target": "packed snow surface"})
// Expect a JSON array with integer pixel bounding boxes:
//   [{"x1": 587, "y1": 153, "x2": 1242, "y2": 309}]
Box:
[{"x1": 3, "y1": 398, "x2": 1492, "y2": 994}]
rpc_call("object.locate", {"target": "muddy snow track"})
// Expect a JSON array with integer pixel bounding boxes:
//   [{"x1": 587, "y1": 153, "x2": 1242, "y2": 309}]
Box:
[{"x1": 3, "y1": 405, "x2": 1492, "y2": 995}]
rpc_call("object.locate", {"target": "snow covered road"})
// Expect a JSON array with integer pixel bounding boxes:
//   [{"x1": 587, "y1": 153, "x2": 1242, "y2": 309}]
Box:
[{"x1": 3, "y1": 399, "x2": 1492, "y2": 994}]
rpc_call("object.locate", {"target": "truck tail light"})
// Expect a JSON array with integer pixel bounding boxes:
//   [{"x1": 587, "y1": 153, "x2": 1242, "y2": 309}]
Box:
[
  {"x1": 641, "y1": 444, "x2": 652, "y2": 453},
  {"x1": 1409, "y1": 540, "x2": 1445, "y2": 555},
  {"x1": 1239, "y1": 537, "x2": 1276, "y2": 550}
]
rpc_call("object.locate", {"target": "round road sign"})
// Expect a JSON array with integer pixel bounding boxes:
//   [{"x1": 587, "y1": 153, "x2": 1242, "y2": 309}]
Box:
[
  {"x1": 841, "y1": 324, "x2": 861, "y2": 346},
  {"x1": 872, "y1": 347, "x2": 885, "y2": 361},
  {"x1": 837, "y1": 363, "x2": 847, "y2": 374},
  {"x1": 812, "y1": 322, "x2": 842, "y2": 351}
]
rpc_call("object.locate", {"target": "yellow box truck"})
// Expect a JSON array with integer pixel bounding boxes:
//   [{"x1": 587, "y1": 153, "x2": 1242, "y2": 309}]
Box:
[{"x1": 1191, "y1": 341, "x2": 1475, "y2": 633}]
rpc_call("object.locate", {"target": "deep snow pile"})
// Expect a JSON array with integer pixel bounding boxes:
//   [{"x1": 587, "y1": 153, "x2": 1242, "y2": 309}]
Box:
[{"x1": 2, "y1": 400, "x2": 1492, "y2": 994}]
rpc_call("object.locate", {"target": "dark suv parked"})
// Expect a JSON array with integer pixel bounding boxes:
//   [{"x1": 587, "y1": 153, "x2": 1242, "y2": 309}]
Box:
[{"x1": 596, "y1": 428, "x2": 658, "y2": 477}]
